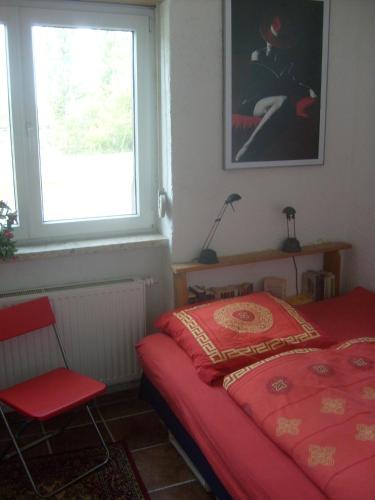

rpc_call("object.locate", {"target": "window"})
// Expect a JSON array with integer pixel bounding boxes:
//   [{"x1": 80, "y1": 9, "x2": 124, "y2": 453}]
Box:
[
  {"x1": 0, "y1": 1, "x2": 156, "y2": 243},
  {"x1": 0, "y1": 23, "x2": 16, "y2": 212}
]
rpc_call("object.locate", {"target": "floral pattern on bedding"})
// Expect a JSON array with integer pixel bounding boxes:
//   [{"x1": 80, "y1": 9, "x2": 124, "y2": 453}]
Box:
[{"x1": 224, "y1": 338, "x2": 375, "y2": 500}]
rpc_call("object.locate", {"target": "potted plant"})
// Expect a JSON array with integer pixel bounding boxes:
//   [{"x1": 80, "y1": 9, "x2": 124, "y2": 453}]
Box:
[{"x1": 0, "y1": 201, "x2": 17, "y2": 260}]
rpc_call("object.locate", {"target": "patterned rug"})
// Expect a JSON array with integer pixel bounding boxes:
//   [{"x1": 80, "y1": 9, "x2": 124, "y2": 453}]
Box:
[{"x1": 0, "y1": 441, "x2": 150, "y2": 499}]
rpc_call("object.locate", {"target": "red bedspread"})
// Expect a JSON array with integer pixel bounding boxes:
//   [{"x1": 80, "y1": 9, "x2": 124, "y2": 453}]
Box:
[
  {"x1": 224, "y1": 338, "x2": 375, "y2": 500},
  {"x1": 137, "y1": 333, "x2": 326, "y2": 500},
  {"x1": 298, "y1": 287, "x2": 375, "y2": 342}
]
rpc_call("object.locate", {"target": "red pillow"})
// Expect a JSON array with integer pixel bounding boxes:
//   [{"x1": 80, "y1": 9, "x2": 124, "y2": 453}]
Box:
[{"x1": 155, "y1": 292, "x2": 333, "y2": 384}]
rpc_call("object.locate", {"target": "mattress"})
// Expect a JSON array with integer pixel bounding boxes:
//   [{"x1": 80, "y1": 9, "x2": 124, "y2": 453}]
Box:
[{"x1": 136, "y1": 287, "x2": 375, "y2": 500}]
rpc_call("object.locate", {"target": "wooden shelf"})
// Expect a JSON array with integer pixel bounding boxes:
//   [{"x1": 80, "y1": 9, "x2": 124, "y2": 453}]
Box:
[
  {"x1": 285, "y1": 294, "x2": 315, "y2": 306},
  {"x1": 172, "y1": 241, "x2": 352, "y2": 307},
  {"x1": 172, "y1": 242, "x2": 351, "y2": 274}
]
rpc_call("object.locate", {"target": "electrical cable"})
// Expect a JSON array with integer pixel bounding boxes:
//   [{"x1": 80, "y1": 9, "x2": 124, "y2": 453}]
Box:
[{"x1": 292, "y1": 256, "x2": 299, "y2": 295}]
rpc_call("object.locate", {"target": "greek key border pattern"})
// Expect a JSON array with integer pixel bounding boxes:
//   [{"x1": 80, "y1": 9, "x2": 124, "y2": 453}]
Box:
[
  {"x1": 173, "y1": 296, "x2": 321, "y2": 365},
  {"x1": 174, "y1": 310, "x2": 226, "y2": 362},
  {"x1": 223, "y1": 348, "x2": 319, "y2": 389},
  {"x1": 273, "y1": 296, "x2": 320, "y2": 335},
  {"x1": 336, "y1": 337, "x2": 375, "y2": 351}
]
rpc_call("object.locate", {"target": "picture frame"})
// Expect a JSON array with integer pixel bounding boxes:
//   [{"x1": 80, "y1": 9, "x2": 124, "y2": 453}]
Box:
[{"x1": 224, "y1": 0, "x2": 330, "y2": 169}]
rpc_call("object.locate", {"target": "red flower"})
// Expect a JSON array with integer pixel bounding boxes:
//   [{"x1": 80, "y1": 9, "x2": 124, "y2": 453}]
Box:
[{"x1": 3, "y1": 230, "x2": 14, "y2": 239}]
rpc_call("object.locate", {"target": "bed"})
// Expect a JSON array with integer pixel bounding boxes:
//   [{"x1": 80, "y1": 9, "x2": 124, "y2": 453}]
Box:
[{"x1": 136, "y1": 287, "x2": 375, "y2": 500}]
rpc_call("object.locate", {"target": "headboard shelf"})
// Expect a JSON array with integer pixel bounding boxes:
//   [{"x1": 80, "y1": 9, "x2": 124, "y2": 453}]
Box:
[{"x1": 172, "y1": 241, "x2": 352, "y2": 307}]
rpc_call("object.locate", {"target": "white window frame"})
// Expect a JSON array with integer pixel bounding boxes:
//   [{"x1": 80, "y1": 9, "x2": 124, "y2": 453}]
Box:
[{"x1": 0, "y1": 0, "x2": 157, "y2": 243}]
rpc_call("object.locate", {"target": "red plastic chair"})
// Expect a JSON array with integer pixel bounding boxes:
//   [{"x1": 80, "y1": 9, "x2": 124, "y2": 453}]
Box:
[{"x1": 0, "y1": 297, "x2": 110, "y2": 498}]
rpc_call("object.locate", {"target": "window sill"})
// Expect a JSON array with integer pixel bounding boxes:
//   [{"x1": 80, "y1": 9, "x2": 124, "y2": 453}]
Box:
[{"x1": 10, "y1": 234, "x2": 168, "y2": 261}]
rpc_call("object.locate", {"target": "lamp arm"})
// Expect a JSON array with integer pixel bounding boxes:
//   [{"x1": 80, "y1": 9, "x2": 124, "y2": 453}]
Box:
[{"x1": 201, "y1": 202, "x2": 228, "y2": 250}]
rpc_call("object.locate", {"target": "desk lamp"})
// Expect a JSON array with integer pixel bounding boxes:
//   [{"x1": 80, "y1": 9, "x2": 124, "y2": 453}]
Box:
[
  {"x1": 198, "y1": 193, "x2": 241, "y2": 264},
  {"x1": 281, "y1": 206, "x2": 301, "y2": 252}
]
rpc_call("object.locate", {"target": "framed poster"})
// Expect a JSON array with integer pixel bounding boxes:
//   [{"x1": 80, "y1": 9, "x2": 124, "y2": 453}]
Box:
[{"x1": 224, "y1": 0, "x2": 330, "y2": 169}]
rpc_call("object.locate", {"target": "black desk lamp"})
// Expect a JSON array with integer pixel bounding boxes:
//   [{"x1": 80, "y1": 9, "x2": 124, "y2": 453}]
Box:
[
  {"x1": 198, "y1": 193, "x2": 242, "y2": 264},
  {"x1": 281, "y1": 206, "x2": 301, "y2": 252}
]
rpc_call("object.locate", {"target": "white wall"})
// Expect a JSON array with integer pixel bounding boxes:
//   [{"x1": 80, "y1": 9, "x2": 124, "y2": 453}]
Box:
[
  {"x1": 161, "y1": 0, "x2": 375, "y2": 293},
  {"x1": 0, "y1": 245, "x2": 170, "y2": 328},
  {"x1": 342, "y1": 0, "x2": 375, "y2": 290},
  {"x1": 165, "y1": 0, "x2": 351, "y2": 261},
  {"x1": 2, "y1": 0, "x2": 375, "y2": 319}
]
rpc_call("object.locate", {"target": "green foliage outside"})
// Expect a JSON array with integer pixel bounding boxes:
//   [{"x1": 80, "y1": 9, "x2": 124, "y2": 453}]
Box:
[{"x1": 41, "y1": 28, "x2": 134, "y2": 155}]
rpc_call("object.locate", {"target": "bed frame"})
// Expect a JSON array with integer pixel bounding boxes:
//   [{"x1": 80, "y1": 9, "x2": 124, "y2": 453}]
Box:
[
  {"x1": 147, "y1": 241, "x2": 351, "y2": 497},
  {"x1": 139, "y1": 375, "x2": 231, "y2": 499}
]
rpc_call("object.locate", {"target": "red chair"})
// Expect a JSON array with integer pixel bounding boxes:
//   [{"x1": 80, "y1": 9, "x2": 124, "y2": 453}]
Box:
[{"x1": 0, "y1": 297, "x2": 110, "y2": 498}]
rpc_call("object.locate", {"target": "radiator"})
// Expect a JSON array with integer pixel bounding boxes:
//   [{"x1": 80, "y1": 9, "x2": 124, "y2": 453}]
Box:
[{"x1": 0, "y1": 279, "x2": 150, "y2": 389}]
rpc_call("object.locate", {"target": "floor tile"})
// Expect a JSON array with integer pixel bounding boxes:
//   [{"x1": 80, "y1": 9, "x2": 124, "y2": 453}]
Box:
[
  {"x1": 15, "y1": 437, "x2": 51, "y2": 459},
  {"x1": 43, "y1": 406, "x2": 100, "y2": 432},
  {"x1": 1, "y1": 389, "x2": 214, "y2": 500},
  {"x1": 132, "y1": 442, "x2": 194, "y2": 491},
  {"x1": 0, "y1": 421, "x2": 7, "y2": 441},
  {"x1": 49, "y1": 422, "x2": 111, "y2": 453},
  {"x1": 105, "y1": 411, "x2": 168, "y2": 450},
  {"x1": 0, "y1": 415, "x2": 43, "y2": 441},
  {"x1": 98, "y1": 396, "x2": 151, "y2": 420},
  {"x1": 150, "y1": 481, "x2": 215, "y2": 500},
  {"x1": 95, "y1": 387, "x2": 139, "y2": 406}
]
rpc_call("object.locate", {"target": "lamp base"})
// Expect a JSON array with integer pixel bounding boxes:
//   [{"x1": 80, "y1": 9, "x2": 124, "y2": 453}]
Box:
[
  {"x1": 198, "y1": 248, "x2": 219, "y2": 264},
  {"x1": 281, "y1": 238, "x2": 301, "y2": 253}
]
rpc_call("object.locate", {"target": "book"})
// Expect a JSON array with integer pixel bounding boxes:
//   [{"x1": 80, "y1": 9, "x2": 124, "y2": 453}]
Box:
[
  {"x1": 207, "y1": 282, "x2": 253, "y2": 300},
  {"x1": 302, "y1": 270, "x2": 335, "y2": 301},
  {"x1": 188, "y1": 285, "x2": 210, "y2": 303},
  {"x1": 263, "y1": 277, "x2": 287, "y2": 299},
  {"x1": 188, "y1": 282, "x2": 253, "y2": 303}
]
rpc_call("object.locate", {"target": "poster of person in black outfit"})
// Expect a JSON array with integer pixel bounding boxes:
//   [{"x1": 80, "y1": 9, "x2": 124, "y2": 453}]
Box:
[{"x1": 225, "y1": 0, "x2": 329, "y2": 169}]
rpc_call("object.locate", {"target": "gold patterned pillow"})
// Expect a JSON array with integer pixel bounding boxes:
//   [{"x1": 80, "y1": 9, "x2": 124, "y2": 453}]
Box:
[{"x1": 154, "y1": 292, "x2": 332, "y2": 383}]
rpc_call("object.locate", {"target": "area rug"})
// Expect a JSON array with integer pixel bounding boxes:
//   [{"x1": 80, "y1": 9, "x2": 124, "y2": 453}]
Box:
[{"x1": 0, "y1": 441, "x2": 150, "y2": 499}]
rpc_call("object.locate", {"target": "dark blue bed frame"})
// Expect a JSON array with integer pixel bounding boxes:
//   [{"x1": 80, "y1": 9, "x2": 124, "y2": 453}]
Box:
[{"x1": 139, "y1": 375, "x2": 232, "y2": 500}]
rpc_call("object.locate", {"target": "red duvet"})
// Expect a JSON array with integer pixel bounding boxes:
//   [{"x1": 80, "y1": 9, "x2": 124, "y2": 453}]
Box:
[{"x1": 224, "y1": 338, "x2": 375, "y2": 500}]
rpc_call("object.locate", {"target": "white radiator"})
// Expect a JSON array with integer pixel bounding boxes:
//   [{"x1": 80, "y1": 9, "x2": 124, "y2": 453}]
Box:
[{"x1": 0, "y1": 279, "x2": 150, "y2": 389}]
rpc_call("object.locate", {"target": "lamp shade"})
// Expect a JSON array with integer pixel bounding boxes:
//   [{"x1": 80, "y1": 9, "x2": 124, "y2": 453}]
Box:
[
  {"x1": 281, "y1": 206, "x2": 301, "y2": 252},
  {"x1": 225, "y1": 193, "x2": 241, "y2": 204}
]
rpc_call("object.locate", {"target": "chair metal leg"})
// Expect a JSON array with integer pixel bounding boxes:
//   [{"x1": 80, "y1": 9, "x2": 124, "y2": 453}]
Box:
[
  {"x1": 1, "y1": 410, "x2": 76, "y2": 461},
  {"x1": 0, "y1": 406, "x2": 41, "y2": 496},
  {"x1": 0, "y1": 417, "x2": 32, "y2": 460},
  {"x1": 86, "y1": 404, "x2": 110, "y2": 456},
  {"x1": 0, "y1": 405, "x2": 110, "y2": 498}
]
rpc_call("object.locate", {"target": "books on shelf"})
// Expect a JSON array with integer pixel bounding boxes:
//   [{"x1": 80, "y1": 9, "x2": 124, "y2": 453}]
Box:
[
  {"x1": 188, "y1": 282, "x2": 253, "y2": 304},
  {"x1": 188, "y1": 285, "x2": 212, "y2": 303},
  {"x1": 263, "y1": 277, "x2": 287, "y2": 299},
  {"x1": 302, "y1": 270, "x2": 335, "y2": 301}
]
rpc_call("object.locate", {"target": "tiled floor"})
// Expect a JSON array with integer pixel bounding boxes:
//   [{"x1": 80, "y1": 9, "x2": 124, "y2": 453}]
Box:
[{"x1": 0, "y1": 387, "x2": 215, "y2": 499}]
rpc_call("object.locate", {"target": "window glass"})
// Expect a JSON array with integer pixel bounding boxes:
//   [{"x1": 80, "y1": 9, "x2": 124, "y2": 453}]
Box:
[
  {"x1": 0, "y1": 23, "x2": 16, "y2": 213},
  {"x1": 32, "y1": 26, "x2": 136, "y2": 222}
]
